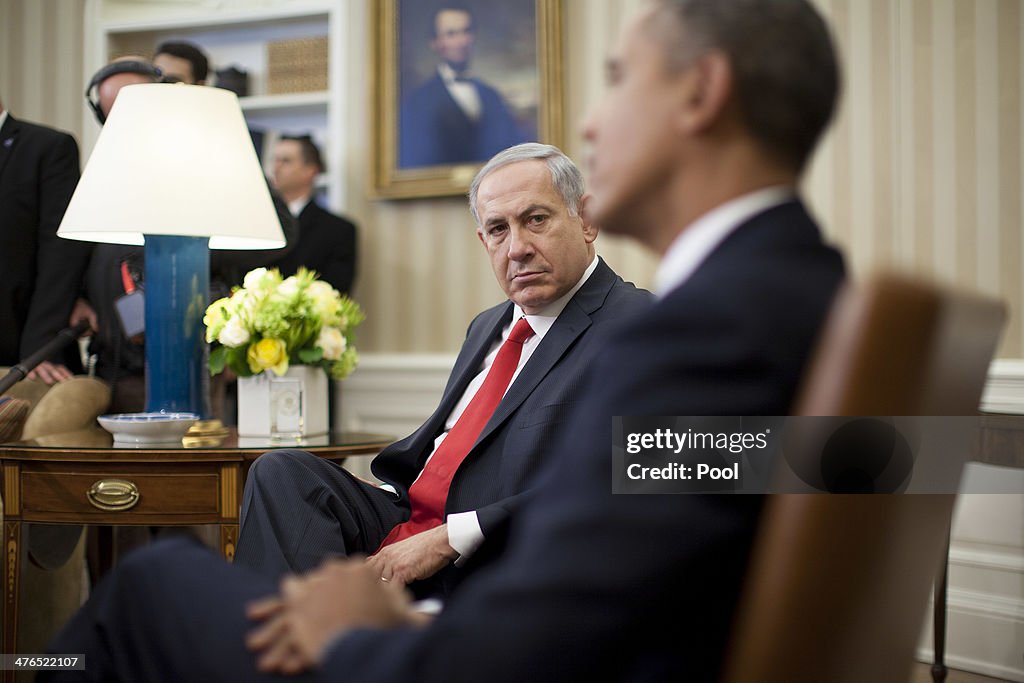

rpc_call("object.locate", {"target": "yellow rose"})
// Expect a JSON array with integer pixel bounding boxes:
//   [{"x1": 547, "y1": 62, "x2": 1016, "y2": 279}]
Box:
[
  {"x1": 247, "y1": 338, "x2": 289, "y2": 376},
  {"x1": 203, "y1": 297, "x2": 231, "y2": 343}
]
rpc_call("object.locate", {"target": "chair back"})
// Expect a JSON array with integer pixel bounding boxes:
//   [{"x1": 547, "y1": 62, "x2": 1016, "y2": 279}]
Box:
[{"x1": 722, "y1": 273, "x2": 1006, "y2": 683}]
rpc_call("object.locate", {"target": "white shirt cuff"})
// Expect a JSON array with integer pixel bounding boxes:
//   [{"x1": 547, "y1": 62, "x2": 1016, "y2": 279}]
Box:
[{"x1": 446, "y1": 511, "x2": 484, "y2": 567}]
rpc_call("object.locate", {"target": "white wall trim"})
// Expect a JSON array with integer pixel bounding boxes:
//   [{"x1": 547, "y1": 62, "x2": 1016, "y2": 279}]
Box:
[
  {"x1": 917, "y1": 585, "x2": 1024, "y2": 682},
  {"x1": 981, "y1": 359, "x2": 1024, "y2": 413},
  {"x1": 950, "y1": 546, "x2": 1024, "y2": 575},
  {"x1": 335, "y1": 353, "x2": 455, "y2": 438},
  {"x1": 341, "y1": 353, "x2": 1024, "y2": 432},
  {"x1": 933, "y1": 362, "x2": 1024, "y2": 680},
  {"x1": 945, "y1": 587, "x2": 1024, "y2": 622}
]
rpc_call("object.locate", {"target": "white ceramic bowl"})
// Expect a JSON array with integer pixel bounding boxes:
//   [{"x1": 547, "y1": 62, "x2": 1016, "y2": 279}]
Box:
[{"x1": 97, "y1": 412, "x2": 200, "y2": 444}]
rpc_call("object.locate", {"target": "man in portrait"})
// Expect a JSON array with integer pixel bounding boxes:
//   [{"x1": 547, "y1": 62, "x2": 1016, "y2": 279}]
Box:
[{"x1": 399, "y1": 4, "x2": 530, "y2": 169}]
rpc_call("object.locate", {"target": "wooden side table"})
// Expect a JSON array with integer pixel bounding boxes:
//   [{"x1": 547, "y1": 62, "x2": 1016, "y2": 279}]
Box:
[{"x1": 0, "y1": 429, "x2": 390, "y2": 675}]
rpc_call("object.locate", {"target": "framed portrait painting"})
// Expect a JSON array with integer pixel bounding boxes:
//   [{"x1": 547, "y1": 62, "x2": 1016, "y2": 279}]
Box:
[{"x1": 372, "y1": 0, "x2": 565, "y2": 199}]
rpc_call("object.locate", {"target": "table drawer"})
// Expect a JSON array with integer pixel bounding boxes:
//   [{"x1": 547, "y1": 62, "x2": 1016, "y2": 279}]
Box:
[{"x1": 19, "y1": 462, "x2": 223, "y2": 523}]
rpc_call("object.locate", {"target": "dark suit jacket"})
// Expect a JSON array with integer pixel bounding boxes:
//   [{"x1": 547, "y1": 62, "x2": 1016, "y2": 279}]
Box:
[
  {"x1": 269, "y1": 200, "x2": 357, "y2": 295},
  {"x1": 328, "y1": 201, "x2": 846, "y2": 682},
  {"x1": 372, "y1": 257, "x2": 651, "y2": 541},
  {"x1": 0, "y1": 115, "x2": 90, "y2": 367},
  {"x1": 399, "y1": 72, "x2": 530, "y2": 169}
]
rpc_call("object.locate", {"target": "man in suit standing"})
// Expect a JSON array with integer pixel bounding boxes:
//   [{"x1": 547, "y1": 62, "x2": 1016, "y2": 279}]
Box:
[
  {"x1": 268, "y1": 135, "x2": 358, "y2": 295},
  {"x1": 234, "y1": 142, "x2": 649, "y2": 593},
  {"x1": 0, "y1": 98, "x2": 90, "y2": 384},
  {"x1": 45, "y1": 2, "x2": 846, "y2": 680},
  {"x1": 399, "y1": 5, "x2": 529, "y2": 169}
]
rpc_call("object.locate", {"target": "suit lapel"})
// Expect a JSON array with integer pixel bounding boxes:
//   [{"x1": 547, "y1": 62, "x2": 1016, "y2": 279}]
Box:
[
  {"x1": 298, "y1": 200, "x2": 317, "y2": 224},
  {"x1": 475, "y1": 301, "x2": 590, "y2": 446},
  {"x1": 436, "y1": 76, "x2": 478, "y2": 128},
  {"x1": 418, "y1": 302, "x2": 512, "y2": 448},
  {"x1": 0, "y1": 116, "x2": 19, "y2": 184},
  {"x1": 472, "y1": 259, "x2": 618, "y2": 447}
]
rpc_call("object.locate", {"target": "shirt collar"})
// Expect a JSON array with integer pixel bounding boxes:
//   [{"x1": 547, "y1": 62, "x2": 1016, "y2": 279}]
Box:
[
  {"x1": 511, "y1": 255, "x2": 599, "y2": 338},
  {"x1": 287, "y1": 194, "x2": 312, "y2": 218},
  {"x1": 654, "y1": 187, "x2": 794, "y2": 297},
  {"x1": 438, "y1": 63, "x2": 470, "y2": 84},
  {"x1": 0, "y1": 110, "x2": 9, "y2": 132}
]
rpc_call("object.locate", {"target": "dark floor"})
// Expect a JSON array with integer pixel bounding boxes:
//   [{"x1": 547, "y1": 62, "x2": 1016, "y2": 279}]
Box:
[{"x1": 911, "y1": 662, "x2": 1017, "y2": 682}]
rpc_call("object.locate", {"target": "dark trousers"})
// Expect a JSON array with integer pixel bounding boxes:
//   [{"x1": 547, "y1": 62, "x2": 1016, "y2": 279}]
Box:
[
  {"x1": 44, "y1": 537, "x2": 302, "y2": 683},
  {"x1": 234, "y1": 449, "x2": 408, "y2": 581}
]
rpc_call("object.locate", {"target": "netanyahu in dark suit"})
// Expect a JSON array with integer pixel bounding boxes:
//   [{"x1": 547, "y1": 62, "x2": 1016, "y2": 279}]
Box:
[
  {"x1": 0, "y1": 112, "x2": 90, "y2": 369},
  {"x1": 234, "y1": 256, "x2": 651, "y2": 595}
]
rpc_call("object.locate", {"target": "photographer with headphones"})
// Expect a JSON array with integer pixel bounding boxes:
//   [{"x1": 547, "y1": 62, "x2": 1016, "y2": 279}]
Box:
[{"x1": 74, "y1": 57, "x2": 299, "y2": 414}]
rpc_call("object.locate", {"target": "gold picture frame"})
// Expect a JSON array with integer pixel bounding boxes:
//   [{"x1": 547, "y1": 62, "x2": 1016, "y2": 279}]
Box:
[{"x1": 372, "y1": 0, "x2": 565, "y2": 199}]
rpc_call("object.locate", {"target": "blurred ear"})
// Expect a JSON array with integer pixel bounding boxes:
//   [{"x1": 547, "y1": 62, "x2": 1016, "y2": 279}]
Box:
[
  {"x1": 678, "y1": 50, "x2": 733, "y2": 134},
  {"x1": 578, "y1": 194, "x2": 599, "y2": 244},
  {"x1": 302, "y1": 164, "x2": 319, "y2": 185}
]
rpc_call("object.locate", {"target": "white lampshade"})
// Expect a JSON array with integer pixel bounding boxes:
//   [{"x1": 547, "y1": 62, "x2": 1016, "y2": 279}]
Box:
[{"x1": 58, "y1": 83, "x2": 285, "y2": 249}]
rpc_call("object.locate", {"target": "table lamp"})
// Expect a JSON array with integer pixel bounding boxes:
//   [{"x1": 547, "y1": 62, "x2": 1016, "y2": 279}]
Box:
[{"x1": 57, "y1": 83, "x2": 285, "y2": 416}]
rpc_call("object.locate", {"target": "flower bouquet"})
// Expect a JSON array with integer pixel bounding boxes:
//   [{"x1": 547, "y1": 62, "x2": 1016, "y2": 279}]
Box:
[
  {"x1": 203, "y1": 267, "x2": 364, "y2": 437},
  {"x1": 203, "y1": 266, "x2": 364, "y2": 379}
]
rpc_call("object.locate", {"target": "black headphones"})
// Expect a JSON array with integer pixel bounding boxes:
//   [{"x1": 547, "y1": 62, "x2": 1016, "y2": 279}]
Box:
[{"x1": 85, "y1": 60, "x2": 165, "y2": 125}]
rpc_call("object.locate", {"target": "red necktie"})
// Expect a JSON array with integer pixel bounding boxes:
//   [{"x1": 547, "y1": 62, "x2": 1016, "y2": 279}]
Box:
[{"x1": 377, "y1": 317, "x2": 535, "y2": 549}]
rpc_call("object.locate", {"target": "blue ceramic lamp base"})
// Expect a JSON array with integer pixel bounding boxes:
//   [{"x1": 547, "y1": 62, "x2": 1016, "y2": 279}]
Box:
[{"x1": 143, "y1": 235, "x2": 211, "y2": 417}]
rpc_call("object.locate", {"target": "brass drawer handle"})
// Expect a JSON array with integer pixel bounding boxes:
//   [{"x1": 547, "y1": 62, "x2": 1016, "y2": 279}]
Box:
[{"x1": 86, "y1": 479, "x2": 140, "y2": 511}]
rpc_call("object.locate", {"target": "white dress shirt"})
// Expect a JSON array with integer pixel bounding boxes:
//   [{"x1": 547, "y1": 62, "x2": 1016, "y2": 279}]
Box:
[
  {"x1": 438, "y1": 63, "x2": 482, "y2": 122},
  {"x1": 0, "y1": 110, "x2": 9, "y2": 135},
  {"x1": 654, "y1": 187, "x2": 795, "y2": 297},
  {"x1": 286, "y1": 194, "x2": 312, "y2": 218},
  {"x1": 382, "y1": 256, "x2": 600, "y2": 563}
]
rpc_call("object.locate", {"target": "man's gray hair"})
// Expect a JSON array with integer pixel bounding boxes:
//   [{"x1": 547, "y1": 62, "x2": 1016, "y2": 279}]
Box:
[
  {"x1": 650, "y1": 0, "x2": 840, "y2": 173},
  {"x1": 468, "y1": 143, "x2": 585, "y2": 225}
]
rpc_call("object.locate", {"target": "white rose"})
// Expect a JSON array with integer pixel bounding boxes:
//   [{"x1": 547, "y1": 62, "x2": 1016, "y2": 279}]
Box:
[
  {"x1": 306, "y1": 281, "x2": 339, "y2": 322},
  {"x1": 317, "y1": 326, "x2": 346, "y2": 361},
  {"x1": 218, "y1": 316, "x2": 251, "y2": 347},
  {"x1": 277, "y1": 276, "x2": 301, "y2": 299},
  {"x1": 306, "y1": 280, "x2": 333, "y2": 298},
  {"x1": 229, "y1": 288, "x2": 250, "y2": 310},
  {"x1": 243, "y1": 267, "x2": 270, "y2": 291}
]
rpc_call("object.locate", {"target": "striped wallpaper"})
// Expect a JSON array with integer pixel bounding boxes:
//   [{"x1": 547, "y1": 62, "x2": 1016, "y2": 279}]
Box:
[
  {"x1": 804, "y1": 0, "x2": 1024, "y2": 357},
  {"x1": 346, "y1": 0, "x2": 1024, "y2": 357},
  {"x1": 0, "y1": 0, "x2": 86, "y2": 137},
  {"x1": 2, "y1": 0, "x2": 1021, "y2": 357}
]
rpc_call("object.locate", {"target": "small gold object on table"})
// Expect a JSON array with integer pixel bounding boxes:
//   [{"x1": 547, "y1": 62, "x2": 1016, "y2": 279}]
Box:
[{"x1": 182, "y1": 419, "x2": 230, "y2": 448}]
